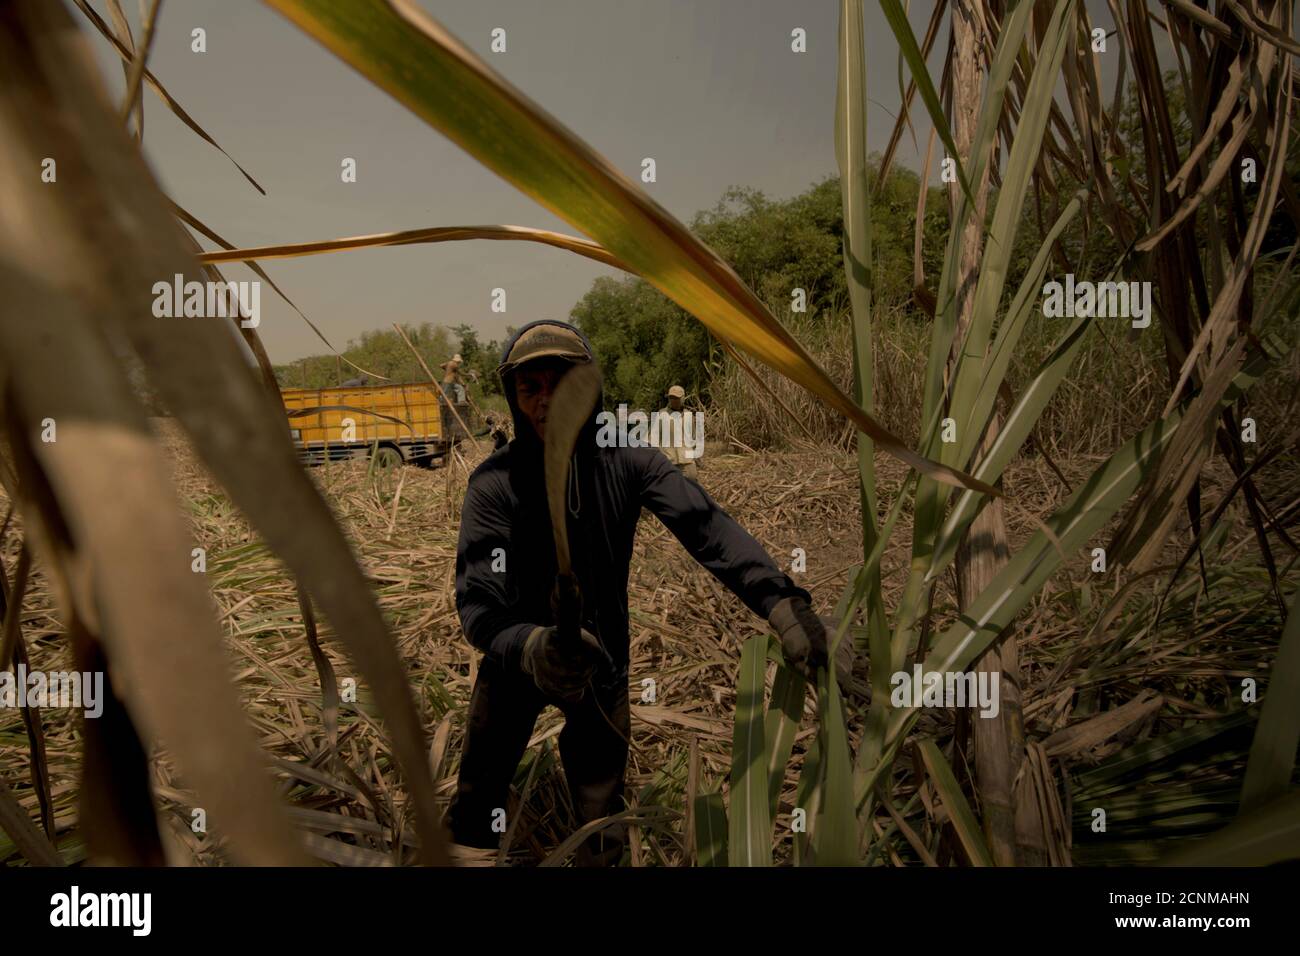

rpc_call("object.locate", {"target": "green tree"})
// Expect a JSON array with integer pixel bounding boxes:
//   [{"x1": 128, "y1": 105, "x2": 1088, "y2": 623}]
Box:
[
  {"x1": 571, "y1": 164, "x2": 958, "y2": 408},
  {"x1": 450, "y1": 323, "x2": 503, "y2": 397},
  {"x1": 274, "y1": 323, "x2": 453, "y2": 389},
  {"x1": 570, "y1": 275, "x2": 710, "y2": 410}
]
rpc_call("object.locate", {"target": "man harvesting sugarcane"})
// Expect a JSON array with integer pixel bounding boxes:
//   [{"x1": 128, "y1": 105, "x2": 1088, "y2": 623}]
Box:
[{"x1": 448, "y1": 320, "x2": 828, "y2": 865}]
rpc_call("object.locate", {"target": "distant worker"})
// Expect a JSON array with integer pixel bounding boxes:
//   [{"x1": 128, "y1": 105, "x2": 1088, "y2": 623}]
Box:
[
  {"x1": 656, "y1": 384, "x2": 700, "y2": 480},
  {"x1": 341, "y1": 374, "x2": 370, "y2": 387},
  {"x1": 441, "y1": 354, "x2": 467, "y2": 404},
  {"x1": 439, "y1": 354, "x2": 467, "y2": 438}
]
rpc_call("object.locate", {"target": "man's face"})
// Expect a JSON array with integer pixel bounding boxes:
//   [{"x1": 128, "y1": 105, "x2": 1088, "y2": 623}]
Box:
[
  {"x1": 514, "y1": 361, "x2": 569, "y2": 440},
  {"x1": 668, "y1": 395, "x2": 684, "y2": 411}
]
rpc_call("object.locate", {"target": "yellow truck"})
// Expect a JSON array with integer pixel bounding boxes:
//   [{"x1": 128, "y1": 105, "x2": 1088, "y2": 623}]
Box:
[{"x1": 280, "y1": 382, "x2": 480, "y2": 468}]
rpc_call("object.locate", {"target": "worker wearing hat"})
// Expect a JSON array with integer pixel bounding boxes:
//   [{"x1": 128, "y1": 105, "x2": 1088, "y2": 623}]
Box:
[
  {"x1": 659, "y1": 384, "x2": 698, "y2": 480},
  {"x1": 448, "y1": 320, "x2": 828, "y2": 865},
  {"x1": 436, "y1": 353, "x2": 467, "y2": 439}
]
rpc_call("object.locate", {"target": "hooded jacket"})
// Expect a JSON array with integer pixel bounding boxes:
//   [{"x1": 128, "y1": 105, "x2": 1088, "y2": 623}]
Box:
[{"x1": 454, "y1": 320, "x2": 809, "y2": 685}]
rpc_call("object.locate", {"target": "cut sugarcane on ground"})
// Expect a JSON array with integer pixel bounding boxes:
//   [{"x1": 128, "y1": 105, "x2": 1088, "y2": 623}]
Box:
[{"x1": 0, "y1": 416, "x2": 1293, "y2": 866}]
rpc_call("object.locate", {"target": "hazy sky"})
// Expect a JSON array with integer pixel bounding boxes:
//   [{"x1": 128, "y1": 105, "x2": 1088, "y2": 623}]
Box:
[{"x1": 85, "y1": 0, "x2": 1127, "y2": 364}]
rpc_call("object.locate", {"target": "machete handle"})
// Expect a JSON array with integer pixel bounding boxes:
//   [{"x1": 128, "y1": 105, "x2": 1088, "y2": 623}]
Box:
[{"x1": 551, "y1": 572, "x2": 583, "y2": 656}]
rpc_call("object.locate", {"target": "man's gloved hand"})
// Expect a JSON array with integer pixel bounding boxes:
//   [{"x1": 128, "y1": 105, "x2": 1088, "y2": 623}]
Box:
[
  {"x1": 769, "y1": 596, "x2": 829, "y2": 680},
  {"x1": 521, "y1": 625, "x2": 607, "y2": 702}
]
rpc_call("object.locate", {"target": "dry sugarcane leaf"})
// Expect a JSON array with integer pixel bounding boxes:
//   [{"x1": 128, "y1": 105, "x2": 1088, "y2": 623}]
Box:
[
  {"x1": 171, "y1": 202, "x2": 388, "y2": 383},
  {"x1": 70, "y1": 0, "x2": 265, "y2": 193},
  {"x1": 103, "y1": 0, "x2": 141, "y2": 140},
  {"x1": 1111, "y1": 339, "x2": 1248, "y2": 569},
  {"x1": 0, "y1": 545, "x2": 56, "y2": 842},
  {"x1": 268, "y1": 0, "x2": 995, "y2": 496},
  {"x1": 1137, "y1": 47, "x2": 1276, "y2": 251},
  {"x1": 1223, "y1": 0, "x2": 1300, "y2": 56},
  {"x1": 632, "y1": 706, "x2": 725, "y2": 735},
  {"x1": 1041, "y1": 690, "x2": 1164, "y2": 758},
  {"x1": 3, "y1": 0, "x2": 446, "y2": 863},
  {"x1": 1114, "y1": 72, "x2": 1293, "y2": 567},
  {"x1": 197, "y1": 222, "x2": 626, "y2": 270},
  {"x1": 299, "y1": 831, "x2": 396, "y2": 867},
  {"x1": 1162, "y1": 0, "x2": 1237, "y2": 41},
  {"x1": 118, "y1": 0, "x2": 163, "y2": 130},
  {"x1": 0, "y1": 541, "x2": 30, "y2": 673},
  {"x1": 72, "y1": 627, "x2": 165, "y2": 865},
  {"x1": 0, "y1": 263, "x2": 305, "y2": 864},
  {"x1": 1167, "y1": 46, "x2": 1252, "y2": 192},
  {"x1": 0, "y1": 774, "x2": 63, "y2": 867},
  {"x1": 297, "y1": 584, "x2": 340, "y2": 759}
]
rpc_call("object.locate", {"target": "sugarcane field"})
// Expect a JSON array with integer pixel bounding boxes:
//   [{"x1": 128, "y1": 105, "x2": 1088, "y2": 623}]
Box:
[{"x1": 1, "y1": 0, "x2": 1298, "y2": 934}]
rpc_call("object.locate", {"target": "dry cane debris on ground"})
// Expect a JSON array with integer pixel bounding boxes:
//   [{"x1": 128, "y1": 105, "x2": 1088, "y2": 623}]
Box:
[{"x1": 0, "y1": 418, "x2": 1292, "y2": 866}]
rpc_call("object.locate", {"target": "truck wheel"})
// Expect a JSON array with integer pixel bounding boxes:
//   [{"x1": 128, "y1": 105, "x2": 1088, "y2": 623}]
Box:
[{"x1": 373, "y1": 446, "x2": 404, "y2": 469}]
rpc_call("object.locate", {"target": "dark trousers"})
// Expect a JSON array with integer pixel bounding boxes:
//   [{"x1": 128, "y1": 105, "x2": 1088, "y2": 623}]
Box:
[{"x1": 446, "y1": 657, "x2": 630, "y2": 866}]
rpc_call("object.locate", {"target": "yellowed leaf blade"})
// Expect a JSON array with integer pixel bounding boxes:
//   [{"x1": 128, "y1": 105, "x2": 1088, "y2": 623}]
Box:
[
  {"x1": 267, "y1": 0, "x2": 995, "y2": 496},
  {"x1": 195, "y1": 223, "x2": 626, "y2": 271},
  {"x1": 172, "y1": 201, "x2": 390, "y2": 382}
]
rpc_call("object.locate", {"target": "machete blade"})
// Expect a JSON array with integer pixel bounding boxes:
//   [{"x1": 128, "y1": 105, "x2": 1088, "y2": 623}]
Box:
[{"x1": 542, "y1": 360, "x2": 602, "y2": 578}]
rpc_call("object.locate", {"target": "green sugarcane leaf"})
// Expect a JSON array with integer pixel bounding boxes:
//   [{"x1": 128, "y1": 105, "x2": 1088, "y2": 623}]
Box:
[
  {"x1": 943, "y1": 0, "x2": 1078, "y2": 461},
  {"x1": 846, "y1": 472, "x2": 919, "y2": 782},
  {"x1": 1240, "y1": 585, "x2": 1300, "y2": 813},
  {"x1": 1160, "y1": 790, "x2": 1300, "y2": 866},
  {"x1": 952, "y1": 190, "x2": 1087, "y2": 473},
  {"x1": 912, "y1": 420, "x2": 1202, "y2": 707},
  {"x1": 877, "y1": 347, "x2": 1276, "y2": 769},
  {"x1": 916, "y1": 0, "x2": 1037, "y2": 459},
  {"x1": 897, "y1": 0, "x2": 1046, "y2": 703},
  {"x1": 878, "y1": 0, "x2": 974, "y2": 208},
  {"x1": 693, "y1": 789, "x2": 729, "y2": 868},
  {"x1": 765, "y1": 654, "x2": 806, "y2": 820},
  {"x1": 1073, "y1": 709, "x2": 1258, "y2": 796},
  {"x1": 792, "y1": 729, "x2": 823, "y2": 866},
  {"x1": 930, "y1": 244, "x2": 1095, "y2": 578},
  {"x1": 912, "y1": 0, "x2": 1073, "y2": 578},
  {"x1": 729, "y1": 634, "x2": 771, "y2": 866},
  {"x1": 837, "y1": 0, "x2": 891, "y2": 682},
  {"x1": 916, "y1": 739, "x2": 994, "y2": 866},
  {"x1": 812, "y1": 671, "x2": 859, "y2": 866}
]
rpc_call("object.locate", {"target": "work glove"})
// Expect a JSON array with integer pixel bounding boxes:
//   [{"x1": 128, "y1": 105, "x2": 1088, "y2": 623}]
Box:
[
  {"x1": 769, "y1": 596, "x2": 829, "y2": 681},
  {"x1": 521, "y1": 625, "x2": 606, "y2": 703}
]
